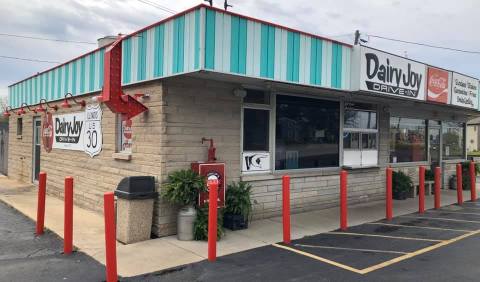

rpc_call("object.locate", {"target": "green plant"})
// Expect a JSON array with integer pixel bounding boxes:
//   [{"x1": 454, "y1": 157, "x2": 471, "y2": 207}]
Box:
[
  {"x1": 193, "y1": 204, "x2": 225, "y2": 241},
  {"x1": 460, "y1": 162, "x2": 480, "y2": 191},
  {"x1": 392, "y1": 171, "x2": 413, "y2": 194},
  {"x1": 161, "y1": 169, "x2": 206, "y2": 206},
  {"x1": 425, "y1": 169, "x2": 434, "y2": 181},
  {"x1": 225, "y1": 181, "x2": 252, "y2": 220}
]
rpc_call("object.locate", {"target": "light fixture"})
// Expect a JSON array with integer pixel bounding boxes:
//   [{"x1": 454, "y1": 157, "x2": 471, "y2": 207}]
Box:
[
  {"x1": 2, "y1": 106, "x2": 13, "y2": 117},
  {"x1": 17, "y1": 107, "x2": 26, "y2": 115},
  {"x1": 38, "y1": 99, "x2": 58, "y2": 112},
  {"x1": 17, "y1": 103, "x2": 37, "y2": 115},
  {"x1": 61, "y1": 93, "x2": 86, "y2": 108}
]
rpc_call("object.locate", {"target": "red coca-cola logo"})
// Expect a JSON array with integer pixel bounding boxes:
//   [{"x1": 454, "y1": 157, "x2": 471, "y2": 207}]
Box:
[
  {"x1": 123, "y1": 119, "x2": 132, "y2": 139},
  {"x1": 427, "y1": 67, "x2": 449, "y2": 104},
  {"x1": 41, "y1": 112, "x2": 54, "y2": 153}
]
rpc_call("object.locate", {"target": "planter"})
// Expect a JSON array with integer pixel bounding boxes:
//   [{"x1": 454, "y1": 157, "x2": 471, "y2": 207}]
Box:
[
  {"x1": 223, "y1": 213, "x2": 248, "y2": 231},
  {"x1": 177, "y1": 205, "x2": 197, "y2": 241},
  {"x1": 393, "y1": 190, "x2": 408, "y2": 200}
]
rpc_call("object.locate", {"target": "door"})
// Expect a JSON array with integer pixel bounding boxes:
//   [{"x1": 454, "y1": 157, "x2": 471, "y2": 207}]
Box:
[
  {"x1": 0, "y1": 121, "x2": 8, "y2": 175},
  {"x1": 32, "y1": 117, "x2": 41, "y2": 182},
  {"x1": 429, "y1": 127, "x2": 441, "y2": 168}
]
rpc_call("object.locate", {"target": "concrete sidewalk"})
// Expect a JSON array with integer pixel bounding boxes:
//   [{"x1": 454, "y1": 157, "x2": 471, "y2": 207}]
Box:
[{"x1": 0, "y1": 175, "x2": 476, "y2": 277}]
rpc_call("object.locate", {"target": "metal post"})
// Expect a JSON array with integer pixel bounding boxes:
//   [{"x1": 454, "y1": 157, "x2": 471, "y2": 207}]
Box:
[
  {"x1": 36, "y1": 172, "x2": 47, "y2": 235},
  {"x1": 208, "y1": 178, "x2": 218, "y2": 262},
  {"x1": 456, "y1": 164, "x2": 463, "y2": 205},
  {"x1": 64, "y1": 176, "x2": 73, "y2": 254},
  {"x1": 434, "y1": 166, "x2": 441, "y2": 209},
  {"x1": 340, "y1": 170, "x2": 348, "y2": 231},
  {"x1": 282, "y1": 175, "x2": 291, "y2": 244},
  {"x1": 419, "y1": 166, "x2": 425, "y2": 214},
  {"x1": 470, "y1": 161, "x2": 476, "y2": 201},
  {"x1": 103, "y1": 192, "x2": 117, "y2": 282},
  {"x1": 386, "y1": 167, "x2": 393, "y2": 220}
]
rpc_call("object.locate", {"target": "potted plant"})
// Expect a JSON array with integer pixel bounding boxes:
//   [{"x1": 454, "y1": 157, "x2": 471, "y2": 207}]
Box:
[
  {"x1": 193, "y1": 204, "x2": 225, "y2": 241},
  {"x1": 223, "y1": 181, "x2": 252, "y2": 230},
  {"x1": 392, "y1": 171, "x2": 412, "y2": 200},
  {"x1": 161, "y1": 169, "x2": 206, "y2": 241}
]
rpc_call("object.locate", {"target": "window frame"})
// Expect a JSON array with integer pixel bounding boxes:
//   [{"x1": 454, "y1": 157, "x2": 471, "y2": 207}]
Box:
[{"x1": 389, "y1": 116, "x2": 428, "y2": 164}]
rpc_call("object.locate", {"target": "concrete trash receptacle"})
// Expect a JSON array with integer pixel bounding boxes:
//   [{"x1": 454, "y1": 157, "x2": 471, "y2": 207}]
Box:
[{"x1": 114, "y1": 176, "x2": 157, "y2": 244}]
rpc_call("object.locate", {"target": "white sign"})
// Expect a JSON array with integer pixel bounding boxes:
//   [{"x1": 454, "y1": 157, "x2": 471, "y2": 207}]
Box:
[
  {"x1": 83, "y1": 104, "x2": 103, "y2": 157},
  {"x1": 53, "y1": 112, "x2": 85, "y2": 151},
  {"x1": 359, "y1": 47, "x2": 426, "y2": 101},
  {"x1": 242, "y1": 152, "x2": 270, "y2": 172},
  {"x1": 451, "y1": 73, "x2": 479, "y2": 109}
]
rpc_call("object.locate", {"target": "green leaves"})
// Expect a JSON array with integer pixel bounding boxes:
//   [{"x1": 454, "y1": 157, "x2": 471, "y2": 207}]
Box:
[
  {"x1": 193, "y1": 204, "x2": 225, "y2": 241},
  {"x1": 225, "y1": 181, "x2": 252, "y2": 220},
  {"x1": 161, "y1": 169, "x2": 206, "y2": 206},
  {"x1": 392, "y1": 171, "x2": 413, "y2": 194}
]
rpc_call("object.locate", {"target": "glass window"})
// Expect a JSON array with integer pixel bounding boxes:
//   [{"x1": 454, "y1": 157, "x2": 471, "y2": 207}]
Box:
[
  {"x1": 344, "y1": 103, "x2": 377, "y2": 129},
  {"x1": 243, "y1": 108, "x2": 269, "y2": 151},
  {"x1": 389, "y1": 117, "x2": 426, "y2": 163},
  {"x1": 17, "y1": 118, "x2": 22, "y2": 136},
  {"x1": 443, "y1": 121, "x2": 465, "y2": 160},
  {"x1": 275, "y1": 95, "x2": 339, "y2": 170},
  {"x1": 244, "y1": 89, "x2": 270, "y2": 104},
  {"x1": 343, "y1": 132, "x2": 360, "y2": 149},
  {"x1": 362, "y1": 133, "x2": 377, "y2": 149}
]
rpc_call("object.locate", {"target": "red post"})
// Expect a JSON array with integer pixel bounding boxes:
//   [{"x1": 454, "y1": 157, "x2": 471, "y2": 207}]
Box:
[
  {"x1": 36, "y1": 172, "x2": 47, "y2": 235},
  {"x1": 456, "y1": 164, "x2": 463, "y2": 205},
  {"x1": 104, "y1": 192, "x2": 117, "y2": 282},
  {"x1": 207, "y1": 178, "x2": 218, "y2": 262},
  {"x1": 434, "y1": 166, "x2": 441, "y2": 209},
  {"x1": 386, "y1": 167, "x2": 393, "y2": 221},
  {"x1": 64, "y1": 176, "x2": 73, "y2": 255},
  {"x1": 419, "y1": 166, "x2": 425, "y2": 214},
  {"x1": 340, "y1": 170, "x2": 348, "y2": 231},
  {"x1": 470, "y1": 161, "x2": 476, "y2": 201},
  {"x1": 282, "y1": 175, "x2": 291, "y2": 244}
]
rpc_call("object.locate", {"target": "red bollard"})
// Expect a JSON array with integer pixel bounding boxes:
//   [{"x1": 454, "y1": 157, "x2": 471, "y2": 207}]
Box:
[
  {"x1": 434, "y1": 167, "x2": 441, "y2": 209},
  {"x1": 64, "y1": 176, "x2": 73, "y2": 255},
  {"x1": 208, "y1": 178, "x2": 218, "y2": 262},
  {"x1": 104, "y1": 192, "x2": 117, "y2": 282},
  {"x1": 419, "y1": 166, "x2": 425, "y2": 214},
  {"x1": 470, "y1": 161, "x2": 476, "y2": 201},
  {"x1": 456, "y1": 164, "x2": 463, "y2": 205},
  {"x1": 36, "y1": 172, "x2": 47, "y2": 235},
  {"x1": 340, "y1": 170, "x2": 348, "y2": 231},
  {"x1": 282, "y1": 175, "x2": 291, "y2": 244},
  {"x1": 386, "y1": 167, "x2": 393, "y2": 221}
]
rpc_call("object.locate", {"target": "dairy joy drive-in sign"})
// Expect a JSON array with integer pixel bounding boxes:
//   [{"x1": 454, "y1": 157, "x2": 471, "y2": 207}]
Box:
[{"x1": 359, "y1": 47, "x2": 426, "y2": 101}]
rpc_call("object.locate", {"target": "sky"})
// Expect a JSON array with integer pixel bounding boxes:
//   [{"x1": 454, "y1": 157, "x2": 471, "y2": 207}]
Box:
[{"x1": 1, "y1": 0, "x2": 479, "y2": 101}]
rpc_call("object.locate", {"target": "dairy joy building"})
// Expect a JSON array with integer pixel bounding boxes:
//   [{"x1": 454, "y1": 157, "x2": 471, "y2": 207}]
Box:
[{"x1": 5, "y1": 4, "x2": 480, "y2": 237}]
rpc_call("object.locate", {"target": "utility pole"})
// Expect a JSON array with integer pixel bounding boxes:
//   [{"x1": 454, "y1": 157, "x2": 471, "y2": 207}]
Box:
[{"x1": 354, "y1": 30, "x2": 360, "y2": 45}]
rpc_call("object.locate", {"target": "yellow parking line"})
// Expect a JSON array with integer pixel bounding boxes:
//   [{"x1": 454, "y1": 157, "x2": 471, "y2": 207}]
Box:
[
  {"x1": 294, "y1": 244, "x2": 408, "y2": 254},
  {"x1": 365, "y1": 222, "x2": 473, "y2": 232},
  {"x1": 327, "y1": 231, "x2": 442, "y2": 242},
  {"x1": 400, "y1": 215, "x2": 480, "y2": 224}
]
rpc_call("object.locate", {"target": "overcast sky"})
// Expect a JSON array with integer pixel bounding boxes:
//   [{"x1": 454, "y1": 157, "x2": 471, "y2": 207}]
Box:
[{"x1": 1, "y1": 0, "x2": 479, "y2": 100}]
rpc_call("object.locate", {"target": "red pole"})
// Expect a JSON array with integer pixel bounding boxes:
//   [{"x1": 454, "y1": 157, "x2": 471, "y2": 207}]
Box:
[
  {"x1": 64, "y1": 176, "x2": 73, "y2": 255},
  {"x1": 340, "y1": 170, "x2": 348, "y2": 231},
  {"x1": 419, "y1": 166, "x2": 425, "y2": 214},
  {"x1": 470, "y1": 161, "x2": 476, "y2": 201},
  {"x1": 434, "y1": 166, "x2": 441, "y2": 209},
  {"x1": 282, "y1": 175, "x2": 291, "y2": 244},
  {"x1": 104, "y1": 192, "x2": 117, "y2": 282},
  {"x1": 386, "y1": 167, "x2": 393, "y2": 221},
  {"x1": 456, "y1": 164, "x2": 463, "y2": 205},
  {"x1": 208, "y1": 178, "x2": 218, "y2": 262},
  {"x1": 36, "y1": 172, "x2": 47, "y2": 236}
]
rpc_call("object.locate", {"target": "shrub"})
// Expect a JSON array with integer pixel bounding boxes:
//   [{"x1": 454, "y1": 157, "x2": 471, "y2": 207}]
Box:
[
  {"x1": 392, "y1": 171, "x2": 413, "y2": 194},
  {"x1": 193, "y1": 204, "x2": 225, "y2": 241},
  {"x1": 225, "y1": 181, "x2": 252, "y2": 220},
  {"x1": 161, "y1": 169, "x2": 206, "y2": 206},
  {"x1": 460, "y1": 162, "x2": 480, "y2": 191}
]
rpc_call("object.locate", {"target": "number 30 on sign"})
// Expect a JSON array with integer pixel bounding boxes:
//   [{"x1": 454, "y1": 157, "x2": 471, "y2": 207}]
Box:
[{"x1": 83, "y1": 104, "x2": 103, "y2": 157}]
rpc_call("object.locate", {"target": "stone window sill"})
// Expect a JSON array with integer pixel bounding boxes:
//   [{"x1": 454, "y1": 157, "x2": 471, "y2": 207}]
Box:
[
  {"x1": 112, "y1": 152, "x2": 132, "y2": 161},
  {"x1": 16, "y1": 135, "x2": 22, "y2": 139}
]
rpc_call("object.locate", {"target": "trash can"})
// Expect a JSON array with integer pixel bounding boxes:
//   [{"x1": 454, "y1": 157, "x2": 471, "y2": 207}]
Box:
[{"x1": 114, "y1": 176, "x2": 157, "y2": 244}]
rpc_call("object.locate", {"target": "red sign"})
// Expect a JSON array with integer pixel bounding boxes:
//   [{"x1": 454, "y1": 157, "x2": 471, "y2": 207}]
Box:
[
  {"x1": 191, "y1": 162, "x2": 226, "y2": 208},
  {"x1": 122, "y1": 119, "x2": 132, "y2": 152},
  {"x1": 427, "y1": 67, "x2": 449, "y2": 104},
  {"x1": 41, "y1": 112, "x2": 53, "y2": 152}
]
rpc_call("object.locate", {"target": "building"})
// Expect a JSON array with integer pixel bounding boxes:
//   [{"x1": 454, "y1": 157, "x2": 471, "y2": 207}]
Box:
[{"x1": 5, "y1": 4, "x2": 480, "y2": 237}]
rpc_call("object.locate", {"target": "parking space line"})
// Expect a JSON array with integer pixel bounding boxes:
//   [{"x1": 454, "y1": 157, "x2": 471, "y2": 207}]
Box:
[
  {"x1": 365, "y1": 222, "x2": 473, "y2": 232},
  {"x1": 271, "y1": 243, "x2": 364, "y2": 274},
  {"x1": 327, "y1": 231, "x2": 442, "y2": 242},
  {"x1": 400, "y1": 215, "x2": 480, "y2": 224},
  {"x1": 294, "y1": 244, "x2": 409, "y2": 254},
  {"x1": 430, "y1": 210, "x2": 480, "y2": 216}
]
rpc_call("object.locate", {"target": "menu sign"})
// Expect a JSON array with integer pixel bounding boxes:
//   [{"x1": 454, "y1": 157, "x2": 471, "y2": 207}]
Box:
[
  {"x1": 360, "y1": 47, "x2": 426, "y2": 101},
  {"x1": 426, "y1": 67, "x2": 450, "y2": 104},
  {"x1": 451, "y1": 73, "x2": 479, "y2": 109}
]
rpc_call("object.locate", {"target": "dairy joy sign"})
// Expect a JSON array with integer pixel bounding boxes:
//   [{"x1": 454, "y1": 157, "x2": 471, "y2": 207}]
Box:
[
  {"x1": 52, "y1": 104, "x2": 103, "y2": 157},
  {"x1": 359, "y1": 47, "x2": 426, "y2": 101},
  {"x1": 451, "y1": 73, "x2": 479, "y2": 109}
]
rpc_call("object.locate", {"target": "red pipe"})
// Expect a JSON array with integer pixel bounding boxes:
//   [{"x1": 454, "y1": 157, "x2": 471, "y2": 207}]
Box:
[
  {"x1": 208, "y1": 178, "x2": 218, "y2": 262},
  {"x1": 282, "y1": 175, "x2": 291, "y2": 244},
  {"x1": 419, "y1": 166, "x2": 425, "y2": 214},
  {"x1": 36, "y1": 172, "x2": 47, "y2": 236},
  {"x1": 103, "y1": 192, "x2": 118, "y2": 282},
  {"x1": 386, "y1": 167, "x2": 393, "y2": 221},
  {"x1": 64, "y1": 176, "x2": 73, "y2": 254},
  {"x1": 434, "y1": 166, "x2": 441, "y2": 209},
  {"x1": 470, "y1": 161, "x2": 476, "y2": 201},
  {"x1": 340, "y1": 170, "x2": 348, "y2": 231},
  {"x1": 456, "y1": 164, "x2": 463, "y2": 205}
]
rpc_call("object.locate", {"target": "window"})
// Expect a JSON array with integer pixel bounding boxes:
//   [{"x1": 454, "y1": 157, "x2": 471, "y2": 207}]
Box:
[
  {"x1": 344, "y1": 103, "x2": 377, "y2": 129},
  {"x1": 390, "y1": 117, "x2": 426, "y2": 163},
  {"x1": 443, "y1": 121, "x2": 465, "y2": 160},
  {"x1": 243, "y1": 108, "x2": 269, "y2": 151},
  {"x1": 244, "y1": 89, "x2": 270, "y2": 104},
  {"x1": 17, "y1": 118, "x2": 22, "y2": 136},
  {"x1": 275, "y1": 95, "x2": 339, "y2": 170}
]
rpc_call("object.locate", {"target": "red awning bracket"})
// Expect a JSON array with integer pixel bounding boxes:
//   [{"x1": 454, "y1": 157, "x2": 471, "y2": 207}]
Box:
[{"x1": 99, "y1": 36, "x2": 148, "y2": 120}]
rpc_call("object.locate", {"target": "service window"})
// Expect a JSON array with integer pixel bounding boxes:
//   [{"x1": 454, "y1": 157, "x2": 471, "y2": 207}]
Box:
[
  {"x1": 442, "y1": 121, "x2": 465, "y2": 160},
  {"x1": 343, "y1": 103, "x2": 378, "y2": 167},
  {"x1": 389, "y1": 117, "x2": 426, "y2": 163}
]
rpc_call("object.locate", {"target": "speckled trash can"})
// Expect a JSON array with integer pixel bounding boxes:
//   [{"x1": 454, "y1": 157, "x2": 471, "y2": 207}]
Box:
[{"x1": 116, "y1": 198, "x2": 154, "y2": 244}]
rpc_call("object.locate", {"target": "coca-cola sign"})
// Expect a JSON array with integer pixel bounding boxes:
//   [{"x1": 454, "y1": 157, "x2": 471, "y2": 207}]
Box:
[
  {"x1": 426, "y1": 67, "x2": 450, "y2": 104},
  {"x1": 41, "y1": 112, "x2": 53, "y2": 153},
  {"x1": 359, "y1": 47, "x2": 426, "y2": 101}
]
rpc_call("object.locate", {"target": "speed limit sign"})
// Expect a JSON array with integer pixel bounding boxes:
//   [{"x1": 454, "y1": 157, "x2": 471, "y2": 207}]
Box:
[{"x1": 83, "y1": 103, "x2": 103, "y2": 157}]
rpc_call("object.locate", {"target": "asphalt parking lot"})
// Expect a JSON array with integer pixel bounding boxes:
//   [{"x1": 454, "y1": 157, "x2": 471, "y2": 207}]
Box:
[{"x1": 129, "y1": 201, "x2": 480, "y2": 282}]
